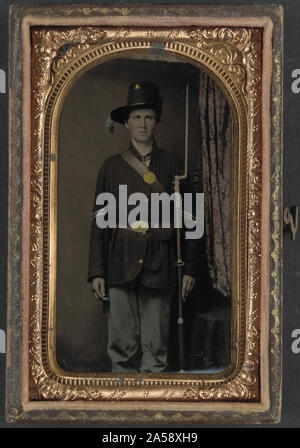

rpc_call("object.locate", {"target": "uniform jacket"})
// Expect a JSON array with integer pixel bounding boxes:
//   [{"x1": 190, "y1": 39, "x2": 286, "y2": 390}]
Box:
[{"x1": 88, "y1": 142, "x2": 200, "y2": 289}]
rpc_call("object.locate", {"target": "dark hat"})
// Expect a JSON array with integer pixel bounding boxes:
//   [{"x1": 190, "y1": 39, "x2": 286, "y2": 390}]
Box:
[{"x1": 110, "y1": 82, "x2": 162, "y2": 124}]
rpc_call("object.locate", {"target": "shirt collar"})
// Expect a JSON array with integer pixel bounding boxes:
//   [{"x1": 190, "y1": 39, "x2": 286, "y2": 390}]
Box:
[{"x1": 128, "y1": 141, "x2": 157, "y2": 161}]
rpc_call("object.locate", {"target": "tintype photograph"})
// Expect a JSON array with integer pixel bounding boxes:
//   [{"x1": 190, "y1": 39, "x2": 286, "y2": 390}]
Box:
[
  {"x1": 56, "y1": 56, "x2": 232, "y2": 376},
  {"x1": 6, "y1": 4, "x2": 282, "y2": 424}
]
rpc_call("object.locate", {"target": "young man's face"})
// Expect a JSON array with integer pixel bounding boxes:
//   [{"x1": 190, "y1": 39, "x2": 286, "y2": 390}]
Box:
[{"x1": 125, "y1": 108, "x2": 157, "y2": 145}]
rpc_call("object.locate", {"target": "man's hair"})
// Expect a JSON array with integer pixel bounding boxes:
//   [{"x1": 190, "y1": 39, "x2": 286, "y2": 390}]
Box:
[{"x1": 124, "y1": 106, "x2": 161, "y2": 124}]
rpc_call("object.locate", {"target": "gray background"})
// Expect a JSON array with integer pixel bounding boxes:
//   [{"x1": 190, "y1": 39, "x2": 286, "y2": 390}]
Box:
[{"x1": 0, "y1": 0, "x2": 300, "y2": 429}]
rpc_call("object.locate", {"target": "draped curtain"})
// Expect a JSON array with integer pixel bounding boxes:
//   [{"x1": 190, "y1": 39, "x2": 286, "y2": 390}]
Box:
[{"x1": 199, "y1": 72, "x2": 232, "y2": 298}]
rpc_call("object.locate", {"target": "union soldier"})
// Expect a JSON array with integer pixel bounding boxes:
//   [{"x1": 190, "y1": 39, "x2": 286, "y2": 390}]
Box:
[{"x1": 88, "y1": 82, "x2": 198, "y2": 373}]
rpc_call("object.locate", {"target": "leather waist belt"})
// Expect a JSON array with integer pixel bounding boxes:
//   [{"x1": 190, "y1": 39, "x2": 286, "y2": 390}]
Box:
[{"x1": 116, "y1": 225, "x2": 148, "y2": 234}]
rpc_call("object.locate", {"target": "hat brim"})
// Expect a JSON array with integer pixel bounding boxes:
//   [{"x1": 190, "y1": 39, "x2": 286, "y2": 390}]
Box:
[{"x1": 111, "y1": 103, "x2": 161, "y2": 124}]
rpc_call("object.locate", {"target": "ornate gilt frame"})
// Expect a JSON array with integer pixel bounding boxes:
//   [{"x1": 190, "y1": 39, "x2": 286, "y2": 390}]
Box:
[{"x1": 7, "y1": 5, "x2": 282, "y2": 424}]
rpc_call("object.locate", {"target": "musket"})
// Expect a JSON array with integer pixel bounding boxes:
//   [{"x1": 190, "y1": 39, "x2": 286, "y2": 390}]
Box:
[{"x1": 173, "y1": 84, "x2": 189, "y2": 373}]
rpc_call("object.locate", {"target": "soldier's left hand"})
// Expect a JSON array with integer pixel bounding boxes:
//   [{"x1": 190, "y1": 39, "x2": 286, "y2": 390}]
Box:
[{"x1": 182, "y1": 274, "x2": 196, "y2": 299}]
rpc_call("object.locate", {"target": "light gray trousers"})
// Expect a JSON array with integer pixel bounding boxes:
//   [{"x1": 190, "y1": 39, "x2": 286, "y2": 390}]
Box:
[{"x1": 107, "y1": 283, "x2": 172, "y2": 373}]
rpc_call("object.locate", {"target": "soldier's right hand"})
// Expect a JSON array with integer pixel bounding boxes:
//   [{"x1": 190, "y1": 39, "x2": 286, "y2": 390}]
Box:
[{"x1": 92, "y1": 277, "x2": 108, "y2": 301}]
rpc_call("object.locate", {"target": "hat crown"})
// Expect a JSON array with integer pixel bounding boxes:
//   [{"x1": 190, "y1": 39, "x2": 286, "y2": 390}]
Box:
[
  {"x1": 127, "y1": 82, "x2": 162, "y2": 107},
  {"x1": 110, "y1": 81, "x2": 162, "y2": 124}
]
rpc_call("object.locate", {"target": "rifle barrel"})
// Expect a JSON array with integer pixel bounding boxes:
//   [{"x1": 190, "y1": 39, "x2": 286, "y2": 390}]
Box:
[{"x1": 173, "y1": 83, "x2": 189, "y2": 372}]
